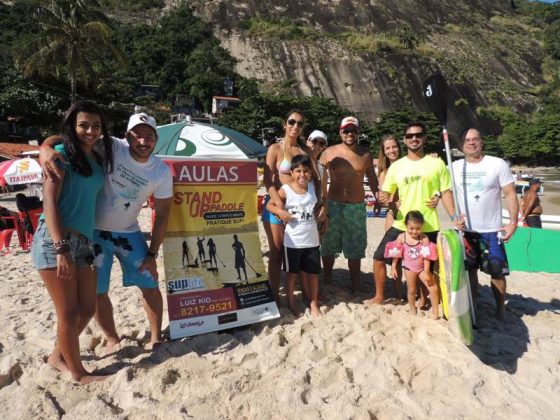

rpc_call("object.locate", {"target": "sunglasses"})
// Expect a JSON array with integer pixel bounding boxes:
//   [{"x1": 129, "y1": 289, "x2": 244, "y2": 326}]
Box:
[
  {"x1": 310, "y1": 138, "x2": 327, "y2": 146},
  {"x1": 405, "y1": 132, "x2": 425, "y2": 140},
  {"x1": 287, "y1": 119, "x2": 304, "y2": 127},
  {"x1": 341, "y1": 127, "x2": 358, "y2": 135},
  {"x1": 128, "y1": 130, "x2": 157, "y2": 142}
]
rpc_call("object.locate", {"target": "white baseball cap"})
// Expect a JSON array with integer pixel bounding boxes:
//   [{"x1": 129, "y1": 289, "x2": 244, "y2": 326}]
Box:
[
  {"x1": 340, "y1": 116, "x2": 359, "y2": 130},
  {"x1": 308, "y1": 130, "x2": 328, "y2": 144},
  {"x1": 127, "y1": 113, "x2": 157, "y2": 134}
]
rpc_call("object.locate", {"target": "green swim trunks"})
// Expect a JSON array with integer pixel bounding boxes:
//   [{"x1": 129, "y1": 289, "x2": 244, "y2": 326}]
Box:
[{"x1": 321, "y1": 200, "x2": 367, "y2": 259}]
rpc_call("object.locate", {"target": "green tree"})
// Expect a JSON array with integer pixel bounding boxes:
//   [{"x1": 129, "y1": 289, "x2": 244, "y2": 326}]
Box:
[
  {"x1": 498, "y1": 112, "x2": 560, "y2": 165},
  {"x1": 394, "y1": 23, "x2": 423, "y2": 50},
  {"x1": 18, "y1": 0, "x2": 125, "y2": 103},
  {"x1": 184, "y1": 41, "x2": 237, "y2": 113},
  {"x1": 218, "y1": 93, "x2": 353, "y2": 144},
  {"x1": 0, "y1": 63, "x2": 67, "y2": 131},
  {"x1": 112, "y1": 2, "x2": 237, "y2": 110},
  {"x1": 367, "y1": 109, "x2": 444, "y2": 156},
  {"x1": 0, "y1": 0, "x2": 41, "y2": 49},
  {"x1": 101, "y1": 0, "x2": 164, "y2": 12}
]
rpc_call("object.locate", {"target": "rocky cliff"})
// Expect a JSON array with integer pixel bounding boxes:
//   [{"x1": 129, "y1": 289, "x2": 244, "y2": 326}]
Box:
[{"x1": 172, "y1": 0, "x2": 543, "y2": 131}]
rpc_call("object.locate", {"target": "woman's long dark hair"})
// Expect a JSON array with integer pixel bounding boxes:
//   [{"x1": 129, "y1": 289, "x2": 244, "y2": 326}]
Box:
[{"x1": 60, "y1": 100, "x2": 114, "y2": 176}]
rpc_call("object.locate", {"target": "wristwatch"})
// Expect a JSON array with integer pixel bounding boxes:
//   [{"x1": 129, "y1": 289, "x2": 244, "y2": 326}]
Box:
[{"x1": 147, "y1": 250, "x2": 158, "y2": 259}]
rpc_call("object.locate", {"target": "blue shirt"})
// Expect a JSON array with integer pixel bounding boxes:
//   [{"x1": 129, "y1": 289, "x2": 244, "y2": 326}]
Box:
[{"x1": 41, "y1": 144, "x2": 105, "y2": 240}]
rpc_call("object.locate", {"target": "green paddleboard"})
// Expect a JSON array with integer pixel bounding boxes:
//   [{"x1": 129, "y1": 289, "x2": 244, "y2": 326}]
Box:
[{"x1": 438, "y1": 229, "x2": 473, "y2": 345}]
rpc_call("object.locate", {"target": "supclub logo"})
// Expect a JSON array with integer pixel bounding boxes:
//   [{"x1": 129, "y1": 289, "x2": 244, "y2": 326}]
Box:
[{"x1": 167, "y1": 277, "x2": 204, "y2": 294}]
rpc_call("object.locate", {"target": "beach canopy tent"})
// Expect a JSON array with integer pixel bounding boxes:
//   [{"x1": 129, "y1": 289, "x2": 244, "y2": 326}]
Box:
[
  {"x1": 155, "y1": 121, "x2": 266, "y2": 160},
  {"x1": 0, "y1": 158, "x2": 42, "y2": 186}
]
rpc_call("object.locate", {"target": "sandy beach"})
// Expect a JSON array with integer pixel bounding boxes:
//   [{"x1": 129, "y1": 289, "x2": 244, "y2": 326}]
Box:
[{"x1": 0, "y1": 192, "x2": 559, "y2": 419}]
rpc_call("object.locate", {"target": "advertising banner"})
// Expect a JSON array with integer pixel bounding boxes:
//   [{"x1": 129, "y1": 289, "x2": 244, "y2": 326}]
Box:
[{"x1": 162, "y1": 159, "x2": 279, "y2": 339}]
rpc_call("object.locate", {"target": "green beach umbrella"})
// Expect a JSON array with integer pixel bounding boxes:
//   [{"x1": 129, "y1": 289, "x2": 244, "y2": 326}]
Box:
[{"x1": 155, "y1": 121, "x2": 266, "y2": 160}]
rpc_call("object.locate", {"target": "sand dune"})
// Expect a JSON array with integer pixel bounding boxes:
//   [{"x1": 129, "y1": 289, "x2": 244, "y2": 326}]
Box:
[{"x1": 0, "y1": 199, "x2": 559, "y2": 419}]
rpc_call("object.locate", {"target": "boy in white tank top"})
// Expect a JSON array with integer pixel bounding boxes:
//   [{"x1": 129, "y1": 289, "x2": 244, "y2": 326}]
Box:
[{"x1": 266, "y1": 155, "x2": 322, "y2": 318}]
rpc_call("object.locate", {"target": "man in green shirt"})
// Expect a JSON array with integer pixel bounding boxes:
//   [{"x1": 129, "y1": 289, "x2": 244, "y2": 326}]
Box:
[{"x1": 365, "y1": 121, "x2": 457, "y2": 305}]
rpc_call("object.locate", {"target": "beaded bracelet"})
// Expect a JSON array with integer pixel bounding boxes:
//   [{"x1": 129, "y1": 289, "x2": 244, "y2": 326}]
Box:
[
  {"x1": 54, "y1": 243, "x2": 71, "y2": 254},
  {"x1": 53, "y1": 238, "x2": 69, "y2": 247}
]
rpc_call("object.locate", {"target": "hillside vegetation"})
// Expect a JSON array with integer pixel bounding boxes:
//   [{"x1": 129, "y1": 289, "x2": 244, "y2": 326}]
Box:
[{"x1": 0, "y1": 0, "x2": 558, "y2": 164}]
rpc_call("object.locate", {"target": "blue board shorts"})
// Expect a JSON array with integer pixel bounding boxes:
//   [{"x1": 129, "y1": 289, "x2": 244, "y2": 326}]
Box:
[
  {"x1": 261, "y1": 194, "x2": 283, "y2": 225},
  {"x1": 463, "y1": 231, "x2": 510, "y2": 277},
  {"x1": 320, "y1": 200, "x2": 367, "y2": 259},
  {"x1": 31, "y1": 220, "x2": 95, "y2": 269},
  {"x1": 93, "y1": 229, "x2": 157, "y2": 294}
]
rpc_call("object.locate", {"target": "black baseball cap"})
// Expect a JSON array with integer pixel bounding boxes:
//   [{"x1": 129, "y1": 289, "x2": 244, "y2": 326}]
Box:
[{"x1": 529, "y1": 178, "x2": 542, "y2": 185}]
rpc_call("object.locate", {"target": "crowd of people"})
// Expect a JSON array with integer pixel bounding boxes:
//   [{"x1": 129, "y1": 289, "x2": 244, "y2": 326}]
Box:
[
  {"x1": 263, "y1": 113, "x2": 520, "y2": 323},
  {"x1": 29, "y1": 101, "x2": 521, "y2": 384}
]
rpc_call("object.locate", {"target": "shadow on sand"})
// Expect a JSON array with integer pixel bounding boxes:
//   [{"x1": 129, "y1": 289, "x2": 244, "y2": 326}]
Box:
[
  {"x1": 468, "y1": 285, "x2": 560, "y2": 374},
  {"x1": 95, "y1": 270, "x2": 560, "y2": 376},
  {"x1": 319, "y1": 268, "x2": 377, "y2": 306},
  {"x1": 95, "y1": 305, "x2": 297, "y2": 376}
]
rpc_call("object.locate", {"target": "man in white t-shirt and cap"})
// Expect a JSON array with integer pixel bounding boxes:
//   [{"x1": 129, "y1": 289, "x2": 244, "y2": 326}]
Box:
[
  {"x1": 40, "y1": 113, "x2": 173, "y2": 358},
  {"x1": 452, "y1": 127, "x2": 518, "y2": 320}
]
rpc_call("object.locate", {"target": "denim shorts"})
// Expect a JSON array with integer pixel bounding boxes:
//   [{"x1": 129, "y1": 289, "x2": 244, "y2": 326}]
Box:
[{"x1": 31, "y1": 220, "x2": 95, "y2": 270}]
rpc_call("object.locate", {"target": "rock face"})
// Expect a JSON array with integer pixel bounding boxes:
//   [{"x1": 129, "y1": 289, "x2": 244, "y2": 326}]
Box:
[
  {"x1": 221, "y1": 35, "x2": 386, "y2": 114},
  {"x1": 178, "y1": 0, "x2": 543, "y2": 130}
]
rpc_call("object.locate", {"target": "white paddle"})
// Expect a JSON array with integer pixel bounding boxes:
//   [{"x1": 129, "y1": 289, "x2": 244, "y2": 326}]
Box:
[{"x1": 422, "y1": 74, "x2": 477, "y2": 328}]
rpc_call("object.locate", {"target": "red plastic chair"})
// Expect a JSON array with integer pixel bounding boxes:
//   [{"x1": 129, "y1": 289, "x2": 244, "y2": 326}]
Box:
[
  {"x1": 18, "y1": 208, "x2": 43, "y2": 251},
  {"x1": 0, "y1": 225, "x2": 16, "y2": 253},
  {"x1": 0, "y1": 216, "x2": 25, "y2": 253}
]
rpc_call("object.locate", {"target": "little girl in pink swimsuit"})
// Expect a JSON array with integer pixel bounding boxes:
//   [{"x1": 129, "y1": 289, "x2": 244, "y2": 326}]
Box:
[{"x1": 384, "y1": 210, "x2": 439, "y2": 319}]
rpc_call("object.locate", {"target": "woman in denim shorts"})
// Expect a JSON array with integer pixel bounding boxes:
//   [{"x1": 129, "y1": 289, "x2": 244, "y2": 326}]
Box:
[{"x1": 31, "y1": 101, "x2": 113, "y2": 384}]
